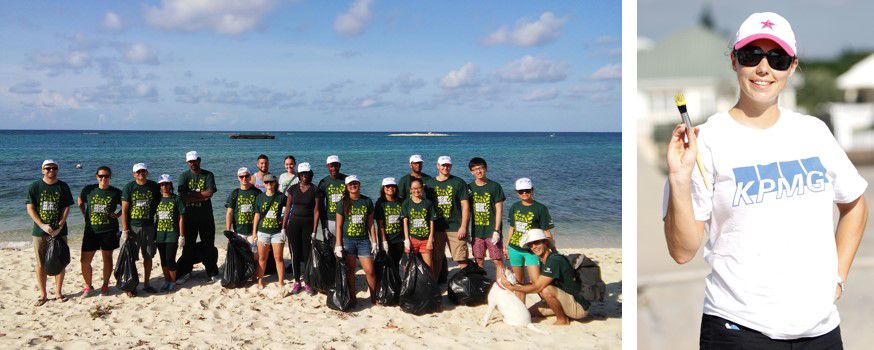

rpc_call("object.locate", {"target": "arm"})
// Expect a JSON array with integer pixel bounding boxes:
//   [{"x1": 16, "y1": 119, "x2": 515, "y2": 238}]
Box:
[
  {"x1": 511, "y1": 274, "x2": 555, "y2": 294},
  {"x1": 282, "y1": 193, "x2": 293, "y2": 230},
  {"x1": 663, "y1": 124, "x2": 706, "y2": 264},
  {"x1": 494, "y1": 201, "x2": 503, "y2": 232},
  {"x1": 313, "y1": 194, "x2": 321, "y2": 233},
  {"x1": 179, "y1": 214, "x2": 185, "y2": 238},
  {"x1": 378, "y1": 219, "x2": 388, "y2": 243},
  {"x1": 427, "y1": 219, "x2": 435, "y2": 250},
  {"x1": 121, "y1": 201, "x2": 130, "y2": 231},
  {"x1": 335, "y1": 213, "x2": 343, "y2": 247},
  {"x1": 26, "y1": 204, "x2": 47, "y2": 227},
  {"x1": 835, "y1": 196, "x2": 868, "y2": 297},
  {"x1": 252, "y1": 213, "x2": 261, "y2": 240},
  {"x1": 225, "y1": 208, "x2": 234, "y2": 231},
  {"x1": 369, "y1": 213, "x2": 377, "y2": 243},
  {"x1": 458, "y1": 199, "x2": 469, "y2": 237},
  {"x1": 78, "y1": 197, "x2": 86, "y2": 218}
]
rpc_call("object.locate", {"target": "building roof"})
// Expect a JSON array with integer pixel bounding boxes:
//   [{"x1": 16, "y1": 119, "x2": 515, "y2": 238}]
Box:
[
  {"x1": 639, "y1": 26, "x2": 736, "y2": 82},
  {"x1": 837, "y1": 53, "x2": 874, "y2": 90}
]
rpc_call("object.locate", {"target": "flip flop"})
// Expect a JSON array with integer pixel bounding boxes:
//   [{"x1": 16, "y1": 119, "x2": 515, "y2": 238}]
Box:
[{"x1": 34, "y1": 297, "x2": 48, "y2": 307}]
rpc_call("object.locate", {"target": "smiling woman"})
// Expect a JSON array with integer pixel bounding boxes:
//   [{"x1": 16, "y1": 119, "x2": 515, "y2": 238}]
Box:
[{"x1": 663, "y1": 11, "x2": 868, "y2": 349}]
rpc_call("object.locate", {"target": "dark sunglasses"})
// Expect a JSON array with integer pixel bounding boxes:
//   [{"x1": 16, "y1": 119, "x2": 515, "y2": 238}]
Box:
[
  {"x1": 97, "y1": 174, "x2": 111, "y2": 179},
  {"x1": 734, "y1": 45, "x2": 795, "y2": 71},
  {"x1": 517, "y1": 189, "x2": 532, "y2": 194},
  {"x1": 43, "y1": 167, "x2": 58, "y2": 171},
  {"x1": 238, "y1": 175, "x2": 250, "y2": 179}
]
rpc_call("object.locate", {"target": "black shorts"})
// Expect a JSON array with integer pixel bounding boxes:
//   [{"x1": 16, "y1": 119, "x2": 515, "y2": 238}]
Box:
[
  {"x1": 700, "y1": 314, "x2": 842, "y2": 350},
  {"x1": 82, "y1": 229, "x2": 120, "y2": 252}
]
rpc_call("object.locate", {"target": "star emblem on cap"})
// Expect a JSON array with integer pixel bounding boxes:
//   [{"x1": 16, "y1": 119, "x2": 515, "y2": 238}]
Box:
[{"x1": 761, "y1": 19, "x2": 775, "y2": 30}]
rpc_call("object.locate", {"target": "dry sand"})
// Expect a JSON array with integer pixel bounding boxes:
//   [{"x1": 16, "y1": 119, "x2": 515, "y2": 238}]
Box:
[
  {"x1": 638, "y1": 156, "x2": 874, "y2": 350},
  {"x1": 0, "y1": 243, "x2": 621, "y2": 349}
]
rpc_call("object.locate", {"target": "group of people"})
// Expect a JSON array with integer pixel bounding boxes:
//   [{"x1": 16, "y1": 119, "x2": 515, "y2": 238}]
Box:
[{"x1": 26, "y1": 152, "x2": 588, "y2": 324}]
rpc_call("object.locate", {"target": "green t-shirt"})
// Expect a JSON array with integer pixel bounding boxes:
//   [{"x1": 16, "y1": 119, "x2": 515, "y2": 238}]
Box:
[
  {"x1": 401, "y1": 198, "x2": 437, "y2": 240},
  {"x1": 26, "y1": 179, "x2": 74, "y2": 237},
  {"x1": 375, "y1": 198, "x2": 403, "y2": 243},
  {"x1": 424, "y1": 175, "x2": 469, "y2": 231},
  {"x1": 122, "y1": 180, "x2": 161, "y2": 227},
  {"x1": 155, "y1": 195, "x2": 186, "y2": 243},
  {"x1": 178, "y1": 169, "x2": 217, "y2": 216},
  {"x1": 339, "y1": 196, "x2": 373, "y2": 240},
  {"x1": 542, "y1": 252, "x2": 589, "y2": 310},
  {"x1": 80, "y1": 185, "x2": 122, "y2": 235},
  {"x1": 507, "y1": 200, "x2": 554, "y2": 249},
  {"x1": 397, "y1": 173, "x2": 432, "y2": 201},
  {"x1": 225, "y1": 187, "x2": 262, "y2": 235},
  {"x1": 318, "y1": 174, "x2": 347, "y2": 218},
  {"x1": 255, "y1": 192, "x2": 287, "y2": 234},
  {"x1": 468, "y1": 179, "x2": 506, "y2": 238}
]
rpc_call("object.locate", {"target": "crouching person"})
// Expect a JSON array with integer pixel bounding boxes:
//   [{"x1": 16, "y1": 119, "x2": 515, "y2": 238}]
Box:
[{"x1": 500, "y1": 229, "x2": 588, "y2": 325}]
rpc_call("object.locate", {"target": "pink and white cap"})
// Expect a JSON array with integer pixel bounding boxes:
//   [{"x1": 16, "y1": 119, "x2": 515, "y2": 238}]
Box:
[{"x1": 734, "y1": 12, "x2": 797, "y2": 56}]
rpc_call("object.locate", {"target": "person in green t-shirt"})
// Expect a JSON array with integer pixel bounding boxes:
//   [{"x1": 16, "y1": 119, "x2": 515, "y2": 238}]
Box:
[
  {"x1": 424, "y1": 155, "x2": 471, "y2": 274},
  {"x1": 155, "y1": 174, "x2": 186, "y2": 292},
  {"x1": 375, "y1": 177, "x2": 404, "y2": 266},
  {"x1": 251, "y1": 174, "x2": 288, "y2": 291},
  {"x1": 77, "y1": 166, "x2": 122, "y2": 298},
  {"x1": 26, "y1": 159, "x2": 74, "y2": 306},
  {"x1": 176, "y1": 151, "x2": 219, "y2": 282},
  {"x1": 318, "y1": 155, "x2": 347, "y2": 237},
  {"x1": 402, "y1": 177, "x2": 438, "y2": 278},
  {"x1": 505, "y1": 177, "x2": 555, "y2": 301},
  {"x1": 121, "y1": 162, "x2": 162, "y2": 296},
  {"x1": 501, "y1": 229, "x2": 588, "y2": 325},
  {"x1": 397, "y1": 154, "x2": 432, "y2": 201},
  {"x1": 333, "y1": 175, "x2": 379, "y2": 304},
  {"x1": 225, "y1": 167, "x2": 261, "y2": 247},
  {"x1": 467, "y1": 157, "x2": 506, "y2": 275}
]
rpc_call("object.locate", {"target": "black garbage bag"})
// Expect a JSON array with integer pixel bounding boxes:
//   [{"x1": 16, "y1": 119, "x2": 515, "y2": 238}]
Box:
[
  {"x1": 375, "y1": 251, "x2": 401, "y2": 305},
  {"x1": 327, "y1": 255, "x2": 355, "y2": 312},
  {"x1": 399, "y1": 253, "x2": 442, "y2": 315},
  {"x1": 438, "y1": 256, "x2": 448, "y2": 284},
  {"x1": 43, "y1": 236, "x2": 71, "y2": 276},
  {"x1": 305, "y1": 232, "x2": 336, "y2": 294},
  {"x1": 447, "y1": 262, "x2": 492, "y2": 306},
  {"x1": 114, "y1": 237, "x2": 140, "y2": 292},
  {"x1": 221, "y1": 231, "x2": 256, "y2": 288}
]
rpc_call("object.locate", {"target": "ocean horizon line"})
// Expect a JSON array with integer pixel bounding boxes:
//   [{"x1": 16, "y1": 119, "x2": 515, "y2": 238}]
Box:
[{"x1": 0, "y1": 129, "x2": 620, "y2": 134}]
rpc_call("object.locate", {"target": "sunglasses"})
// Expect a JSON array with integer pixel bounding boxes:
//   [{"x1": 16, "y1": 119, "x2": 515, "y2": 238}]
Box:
[
  {"x1": 43, "y1": 167, "x2": 58, "y2": 171},
  {"x1": 517, "y1": 189, "x2": 532, "y2": 194},
  {"x1": 734, "y1": 45, "x2": 795, "y2": 71},
  {"x1": 238, "y1": 175, "x2": 250, "y2": 179},
  {"x1": 97, "y1": 174, "x2": 111, "y2": 179}
]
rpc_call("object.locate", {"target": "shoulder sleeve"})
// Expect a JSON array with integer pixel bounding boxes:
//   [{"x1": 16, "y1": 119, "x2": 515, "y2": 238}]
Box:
[
  {"x1": 494, "y1": 182, "x2": 506, "y2": 202},
  {"x1": 541, "y1": 255, "x2": 561, "y2": 279},
  {"x1": 225, "y1": 188, "x2": 238, "y2": 209},
  {"x1": 177, "y1": 172, "x2": 189, "y2": 194},
  {"x1": 26, "y1": 181, "x2": 37, "y2": 205},
  {"x1": 112, "y1": 187, "x2": 122, "y2": 206},
  {"x1": 427, "y1": 201, "x2": 438, "y2": 220},
  {"x1": 121, "y1": 183, "x2": 130, "y2": 202},
  {"x1": 79, "y1": 185, "x2": 91, "y2": 202},
  {"x1": 816, "y1": 120, "x2": 868, "y2": 203},
  {"x1": 507, "y1": 202, "x2": 516, "y2": 221},
  {"x1": 539, "y1": 204, "x2": 555, "y2": 230},
  {"x1": 61, "y1": 182, "x2": 74, "y2": 208},
  {"x1": 207, "y1": 172, "x2": 217, "y2": 192},
  {"x1": 177, "y1": 197, "x2": 186, "y2": 215},
  {"x1": 374, "y1": 199, "x2": 385, "y2": 218},
  {"x1": 457, "y1": 179, "x2": 470, "y2": 200}
]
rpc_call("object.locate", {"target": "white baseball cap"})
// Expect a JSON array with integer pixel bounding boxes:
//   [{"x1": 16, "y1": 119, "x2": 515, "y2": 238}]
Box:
[
  {"x1": 522, "y1": 229, "x2": 549, "y2": 247},
  {"x1": 297, "y1": 162, "x2": 312, "y2": 173},
  {"x1": 382, "y1": 177, "x2": 397, "y2": 186},
  {"x1": 41, "y1": 159, "x2": 57, "y2": 168},
  {"x1": 237, "y1": 167, "x2": 250, "y2": 176},
  {"x1": 437, "y1": 156, "x2": 452, "y2": 165},
  {"x1": 158, "y1": 174, "x2": 172, "y2": 184},
  {"x1": 409, "y1": 154, "x2": 424, "y2": 163},
  {"x1": 186, "y1": 151, "x2": 200, "y2": 162},
  {"x1": 344, "y1": 175, "x2": 360, "y2": 184},
  {"x1": 515, "y1": 178, "x2": 533, "y2": 190},
  {"x1": 734, "y1": 12, "x2": 797, "y2": 57},
  {"x1": 326, "y1": 155, "x2": 340, "y2": 164},
  {"x1": 132, "y1": 163, "x2": 148, "y2": 172}
]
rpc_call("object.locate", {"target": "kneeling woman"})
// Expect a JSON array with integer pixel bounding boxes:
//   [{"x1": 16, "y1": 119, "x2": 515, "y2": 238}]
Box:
[
  {"x1": 155, "y1": 174, "x2": 185, "y2": 292},
  {"x1": 252, "y1": 174, "x2": 288, "y2": 291},
  {"x1": 334, "y1": 175, "x2": 379, "y2": 304}
]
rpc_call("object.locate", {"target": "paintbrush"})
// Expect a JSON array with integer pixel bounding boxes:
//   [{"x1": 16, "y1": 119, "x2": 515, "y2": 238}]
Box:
[{"x1": 674, "y1": 93, "x2": 711, "y2": 190}]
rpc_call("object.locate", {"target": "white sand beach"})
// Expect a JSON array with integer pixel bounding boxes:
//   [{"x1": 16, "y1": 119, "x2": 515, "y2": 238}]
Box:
[{"x1": 0, "y1": 244, "x2": 621, "y2": 349}]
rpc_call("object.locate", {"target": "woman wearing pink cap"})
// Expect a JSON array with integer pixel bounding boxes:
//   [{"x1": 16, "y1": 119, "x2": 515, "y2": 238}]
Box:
[{"x1": 664, "y1": 12, "x2": 868, "y2": 348}]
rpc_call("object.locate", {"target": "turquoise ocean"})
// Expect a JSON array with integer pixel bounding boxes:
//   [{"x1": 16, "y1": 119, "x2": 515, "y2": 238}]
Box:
[{"x1": 0, "y1": 131, "x2": 620, "y2": 248}]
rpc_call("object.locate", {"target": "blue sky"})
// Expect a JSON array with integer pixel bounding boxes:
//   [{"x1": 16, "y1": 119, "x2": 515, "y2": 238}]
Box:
[{"x1": 0, "y1": 1, "x2": 621, "y2": 132}]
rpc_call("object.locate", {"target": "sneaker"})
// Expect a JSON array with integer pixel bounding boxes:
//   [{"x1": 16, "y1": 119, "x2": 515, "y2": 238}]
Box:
[
  {"x1": 80, "y1": 286, "x2": 93, "y2": 299},
  {"x1": 304, "y1": 284, "x2": 315, "y2": 295},
  {"x1": 290, "y1": 281, "x2": 301, "y2": 294},
  {"x1": 100, "y1": 285, "x2": 110, "y2": 296}
]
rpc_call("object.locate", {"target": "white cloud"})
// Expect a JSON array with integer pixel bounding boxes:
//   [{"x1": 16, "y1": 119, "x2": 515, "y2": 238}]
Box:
[
  {"x1": 334, "y1": 0, "x2": 374, "y2": 36},
  {"x1": 483, "y1": 12, "x2": 567, "y2": 47},
  {"x1": 497, "y1": 55, "x2": 568, "y2": 83},
  {"x1": 521, "y1": 88, "x2": 559, "y2": 102},
  {"x1": 124, "y1": 43, "x2": 159, "y2": 65},
  {"x1": 144, "y1": 0, "x2": 280, "y2": 34},
  {"x1": 30, "y1": 50, "x2": 93, "y2": 76},
  {"x1": 590, "y1": 63, "x2": 621, "y2": 80},
  {"x1": 358, "y1": 98, "x2": 377, "y2": 108},
  {"x1": 103, "y1": 11, "x2": 123, "y2": 32},
  {"x1": 441, "y1": 63, "x2": 478, "y2": 89},
  {"x1": 38, "y1": 90, "x2": 80, "y2": 109}
]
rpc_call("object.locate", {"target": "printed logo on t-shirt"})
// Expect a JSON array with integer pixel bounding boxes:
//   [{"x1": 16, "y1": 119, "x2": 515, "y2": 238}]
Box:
[
  {"x1": 510, "y1": 210, "x2": 536, "y2": 246},
  {"x1": 186, "y1": 177, "x2": 206, "y2": 208},
  {"x1": 235, "y1": 193, "x2": 257, "y2": 225},
  {"x1": 38, "y1": 190, "x2": 61, "y2": 225},
  {"x1": 408, "y1": 206, "x2": 430, "y2": 239},
  {"x1": 435, "y1": 185, "x2": 454, "y2": 219},
  {"x1": 472, "y1": 192, "x2": 492, "y2": 226},
  {"x1": 325, "y1": 184, "x2": 346, "y2": 214},
  {"x1": 382, "y1": 204, "x2": 402, "y2": 235},
  {"x1": 156, "y1": 200, "x2": 176, "y2": 232},
  {"x1": 732, "y1": 157, "x2": 829, "y2": 207},
  {"x1": 345, "y1": 204, "x2": 368, "y2": 237},
  {"x1": 260, "y1": 199, "x2": 281, "y2": 229},
  {"x1": 129, "y1": 188, "x2": 154, "y2": 220}
]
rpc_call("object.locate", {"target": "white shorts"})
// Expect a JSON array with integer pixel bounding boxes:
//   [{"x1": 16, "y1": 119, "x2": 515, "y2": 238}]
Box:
[{"x1": 257, "y1": 231, "x2": 287, "y2": 245}]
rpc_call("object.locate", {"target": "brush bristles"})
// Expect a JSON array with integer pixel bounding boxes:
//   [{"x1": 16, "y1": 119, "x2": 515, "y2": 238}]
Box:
[{"x1": 674, "y1": 93, "x2": 686, "y2": 107}]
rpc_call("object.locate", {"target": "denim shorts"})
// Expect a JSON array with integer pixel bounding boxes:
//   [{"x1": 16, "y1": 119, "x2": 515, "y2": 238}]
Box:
[
  {"x1": 342, "y1": 238, "x2": 372, "y2": 257},
  {"x1": 257, "y1": 231, "x2": 287, "y2": 245},
  {"x1": 508, "y1": 244, "x2": 539, "y2": 267}
]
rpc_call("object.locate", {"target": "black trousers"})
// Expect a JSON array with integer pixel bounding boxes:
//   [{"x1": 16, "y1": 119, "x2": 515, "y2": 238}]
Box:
[
  {"x1": 176, "y1": 214, "x2": 218, "y2": 277},
  {"x1": 286, "y1": 216, "x2": 313, "y2": 281},
  {"x1": 700, "y1": 314, "x2": 842, "y2": 350}
]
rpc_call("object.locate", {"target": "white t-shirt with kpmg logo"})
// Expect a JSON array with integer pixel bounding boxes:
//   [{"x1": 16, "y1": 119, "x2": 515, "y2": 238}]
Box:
[{"x1": 662, "y1": 108, "x2": 868, "y2": 340}]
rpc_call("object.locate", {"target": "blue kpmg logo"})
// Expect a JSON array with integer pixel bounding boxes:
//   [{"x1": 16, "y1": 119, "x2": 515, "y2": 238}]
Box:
[{"x1": 732, "y1": 157, "x2": 829, "y2": 206}]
